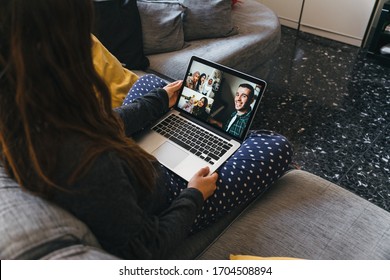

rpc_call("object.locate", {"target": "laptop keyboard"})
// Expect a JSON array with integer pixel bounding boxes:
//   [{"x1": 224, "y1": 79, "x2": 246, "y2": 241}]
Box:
[{"x1": 152, "y1": 114, "x2": 233, "y2": 165}]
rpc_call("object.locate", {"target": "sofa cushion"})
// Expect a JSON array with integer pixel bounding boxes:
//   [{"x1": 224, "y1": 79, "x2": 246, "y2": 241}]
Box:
[
  {"x1": 166, "y1": 196, "x2": 257, "y2": 259},
  {"x1": 92, "y1": 35, "x2": 140, "y2": 108},
  {"x1": 137, "y1": 0, "x2": 186, "y2": 55},
  {"x1": 93, "y1": 0, "x2": 149, "y2": 70},
  {"x1": 139, "y1": 0, "x2": 237, "y2": 41},
  {"x1": 198, "y1": 170, "x2": 390, "y2": 260},
  {"x1": 180, "y1": 0, "x2": 238, "y2": 41},
  {"x1": 0, "y1": 167, "x2": 105, "y2": 259},
  {"x1": 146, "y1": 0, "x2": 281, "y2": 80}
]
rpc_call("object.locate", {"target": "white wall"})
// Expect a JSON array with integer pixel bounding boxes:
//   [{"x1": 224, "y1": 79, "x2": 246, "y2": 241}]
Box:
[
  {"x1": 300, "y1": 0, "x2": 376, "y2": 46},
  {"x1": 257, "y1": 0, "x2": 304, "y2": 29},
  {"x1": 257, "y1": 0, "x2": 377, "y2": 46}
]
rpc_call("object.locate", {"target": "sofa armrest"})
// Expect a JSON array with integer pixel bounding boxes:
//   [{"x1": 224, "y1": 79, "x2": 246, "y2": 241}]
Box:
[
  {"x1": 0, "y1": 167, "x2": 103, "y2": 260},
  {"x1": 198, "y1": 170, "x2": 390, "y2": 260}
]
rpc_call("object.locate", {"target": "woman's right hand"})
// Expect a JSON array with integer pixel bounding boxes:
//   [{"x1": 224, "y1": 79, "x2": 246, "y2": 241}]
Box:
[{"x1": 187, "y1": 167, "x2": 218, "y2": 201}]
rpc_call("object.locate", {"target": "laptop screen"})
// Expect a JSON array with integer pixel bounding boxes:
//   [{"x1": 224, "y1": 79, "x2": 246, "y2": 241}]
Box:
[{"x1": 176, "y1": 56, "x2": 267, "y2": 141}]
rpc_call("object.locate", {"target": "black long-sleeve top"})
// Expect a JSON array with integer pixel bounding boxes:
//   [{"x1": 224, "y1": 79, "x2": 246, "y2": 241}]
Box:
[{"x1": 51, "y1": 89, "x2": 204, "y2": 259}]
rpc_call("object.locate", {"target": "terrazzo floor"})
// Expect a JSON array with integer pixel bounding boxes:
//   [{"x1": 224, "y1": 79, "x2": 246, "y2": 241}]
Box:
[{"x1": 251, "y1": 27, "x2": 390, "y2": 212}]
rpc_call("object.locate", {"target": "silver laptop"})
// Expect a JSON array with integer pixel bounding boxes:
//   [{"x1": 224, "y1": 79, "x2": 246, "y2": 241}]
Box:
[{"x1": 135, "y1": 56, "x2": 267, "y2": 181}]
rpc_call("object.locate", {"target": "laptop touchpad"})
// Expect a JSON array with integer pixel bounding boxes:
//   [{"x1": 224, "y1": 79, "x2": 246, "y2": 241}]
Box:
[{"x1": 152, "y1": 141, "x2": 189, "y2": 169}]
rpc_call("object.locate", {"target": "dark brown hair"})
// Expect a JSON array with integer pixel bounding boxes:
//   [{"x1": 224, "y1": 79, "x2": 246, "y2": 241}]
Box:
[{"x1": 0, "y1": 0, "x2": 156, "y2": 197}]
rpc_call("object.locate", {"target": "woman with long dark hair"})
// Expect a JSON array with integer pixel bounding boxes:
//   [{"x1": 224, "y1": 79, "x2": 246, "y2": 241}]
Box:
[
  {"x1": 0, "y1": 0, "x2": 292, "y2": 259},
  {"x1": 0, "y1": 0, "x2": 217, "y2": 258}
]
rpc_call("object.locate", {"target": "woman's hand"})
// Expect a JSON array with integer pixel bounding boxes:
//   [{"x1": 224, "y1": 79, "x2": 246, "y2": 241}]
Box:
[
  {"x1": 187, "y1": 167, "x2": 218, "y2": 201},
  {"x1": 163, "y1": 80, "x2": 183, "y2": 108}
]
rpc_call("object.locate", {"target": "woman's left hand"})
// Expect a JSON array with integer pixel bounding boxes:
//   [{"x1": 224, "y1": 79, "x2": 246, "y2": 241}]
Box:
[{"x1": 163, "y1": 80, "x2": 183, "y2": 108}]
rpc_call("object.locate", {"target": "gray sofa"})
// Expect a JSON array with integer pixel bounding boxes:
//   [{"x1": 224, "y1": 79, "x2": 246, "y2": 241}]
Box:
[
  {"x1": 1, "y1": 0, "x2": 389, "y2": 260},
  {"x1": 143, "y1": 0, "x2": 280, "y2": 80}
]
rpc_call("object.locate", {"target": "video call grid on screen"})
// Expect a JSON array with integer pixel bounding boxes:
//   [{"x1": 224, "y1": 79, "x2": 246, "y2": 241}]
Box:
[{"x1": 177, "y1": 58, "x2": 266, "y2": 141}]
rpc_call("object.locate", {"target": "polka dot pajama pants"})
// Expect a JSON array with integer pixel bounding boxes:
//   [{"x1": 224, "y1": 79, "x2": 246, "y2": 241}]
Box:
[{"x1": 124, "y1": 74, "x2": 293, "y2": 231}]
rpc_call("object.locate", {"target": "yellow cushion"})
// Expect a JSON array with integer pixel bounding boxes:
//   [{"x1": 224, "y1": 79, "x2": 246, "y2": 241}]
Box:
[
  {"x1": 230, "y1": 254, "x2": 302, "y2": 260},
  {"x1": 92, "y1": 35, "x2": 139, "y2": 108}
]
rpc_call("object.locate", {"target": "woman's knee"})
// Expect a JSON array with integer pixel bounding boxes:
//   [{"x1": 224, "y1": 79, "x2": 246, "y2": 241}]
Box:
[
  {"x1": 123, "y1": 74, "x2": 168, "y2": 105},
  {"x1": 246, "y1": 130, "x2": 293, "y2": 163}
]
